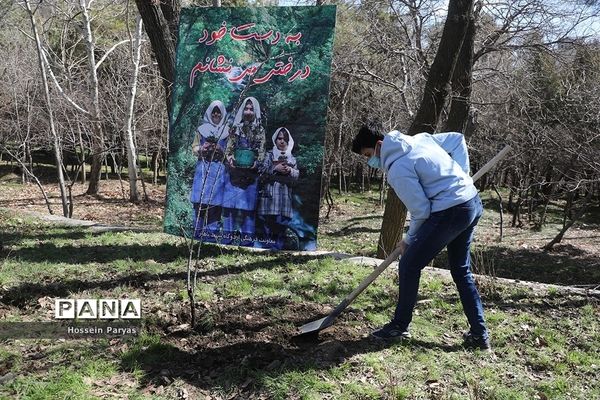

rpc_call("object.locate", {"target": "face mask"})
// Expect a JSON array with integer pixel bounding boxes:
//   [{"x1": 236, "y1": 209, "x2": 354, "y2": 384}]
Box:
[{"x1": 367, "y1": 155, "x2": 381, "y2": 169}]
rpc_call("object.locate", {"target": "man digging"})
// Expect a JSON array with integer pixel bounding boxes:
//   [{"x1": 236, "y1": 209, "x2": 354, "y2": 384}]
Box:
[{"x1": 351, "y1": 126, "x2": 491, "y2": 351}]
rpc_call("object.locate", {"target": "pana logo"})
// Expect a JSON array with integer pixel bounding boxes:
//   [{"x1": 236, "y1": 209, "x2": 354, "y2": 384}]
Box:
[{"x1": 54, "y1": 299, "x2": 141, "y2": 320}]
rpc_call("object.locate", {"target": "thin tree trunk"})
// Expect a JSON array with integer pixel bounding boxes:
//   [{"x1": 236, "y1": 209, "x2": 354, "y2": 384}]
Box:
[
  {"x1": 25, "y1": 142, "x2": 32, "y2": 184},
  {"x1": 77, "y1": 122, "x2": 86, "y2": 184},
  {"x1": 152, "y1": 149, "x2": 160, "y2": 185},
  {"x1": 24, "y1": 0, "x2": 69, "y2": 217},
  {"x1": 125, "y1": 16, "x2": 143, "y2": 203},
  {"x1": 336, "y1": 80, "x2": 351, "y2": 195},
  {"x1": 544, "y1": 192, "x2": 592, "y2": 251},
  {"x1": 324, "y1": 187, "x2": 334, "y2": 219},
  {"x1": 492, "y1": 183, "x2": 504, "y2": 241},
  {"x1": 377, "y1": 189, "x2": 407, "y2": 257},
  {"x1": 338, "y1": 165, "x2": 343, "y2": 194},
  {"x1": 80, "y1": 0, "x2": 105, "y2": 195}
]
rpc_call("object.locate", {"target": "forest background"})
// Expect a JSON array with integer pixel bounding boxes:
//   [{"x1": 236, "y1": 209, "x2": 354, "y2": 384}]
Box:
[
  {"x1": 1, "y1": 0, "x2": 600, "y2": 398},
  {"x1": 1, "y1": 0, "x2": 600, "y2": 252}
]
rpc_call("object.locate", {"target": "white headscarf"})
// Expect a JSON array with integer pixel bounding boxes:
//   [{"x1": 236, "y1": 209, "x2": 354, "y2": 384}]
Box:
[
  {"x1": 197, "y1": 100, "x2": 228, "y2": 140},
  {"x1": 271, "y1": 127, "x2": 294, "y2": 161},
  {"x1": 233, "y1": 97, "x2": 262, "y2": 129}
]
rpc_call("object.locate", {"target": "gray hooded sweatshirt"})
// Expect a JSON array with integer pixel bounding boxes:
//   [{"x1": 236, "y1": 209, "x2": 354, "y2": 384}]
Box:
[{"x1": 380, "y1": 131, "x2": 478, "y2": 245}]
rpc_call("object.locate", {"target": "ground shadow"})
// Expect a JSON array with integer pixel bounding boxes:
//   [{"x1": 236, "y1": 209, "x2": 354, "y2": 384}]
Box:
[
  {"x1": 0, "y1": 227, "x2": 93, "y2": 246},
  {"x1": 344, "y1": 215, "x2": 383, "y2": 223},
  {"x1": 327, "y1": 226, "x2": 381, "y2": 237},
  {"x1": 119, "y1": 296, "x2": 464, "y2": 398},
  {"x1": 3, "y1": 242, "x2": 187, "y2": 265},
  {"x1": 433, "y1": 244, "x2": 600, "y2": 286},
  {"x1": 121, "y1": 337, "x2": 461, "y2": 397},
  {"x1": 437, "y1": 287, "x2": 597, "y2": 315},
  {"x1": 0, "y1": 247, "x2": 336, "y2": 307}
]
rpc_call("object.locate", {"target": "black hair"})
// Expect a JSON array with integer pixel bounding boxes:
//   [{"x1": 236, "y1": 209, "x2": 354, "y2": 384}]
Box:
[
  {"x1": 276, "y1": 128, "x2": 290, "y2": 144},
  {"x1": 351, "y1": 126, "x2": 383, "y2": 154}
]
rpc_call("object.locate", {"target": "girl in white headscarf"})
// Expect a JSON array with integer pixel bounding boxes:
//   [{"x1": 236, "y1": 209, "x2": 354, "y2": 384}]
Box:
[
  {"x1": 190, "y1": 100, "x2": 229, "y2": 242},
  {"x1": 232, "y1": 96, "x2": 262, "y2": 129},
  {"x1": 257, "y1": 127, "x2": 299, "y2": 249},
  {"x1": 224, "y1": 96, "x2": 265, "y2": 166},
  {"x1": 221, "y1": 97, "x2": 266, "y2": 246}
]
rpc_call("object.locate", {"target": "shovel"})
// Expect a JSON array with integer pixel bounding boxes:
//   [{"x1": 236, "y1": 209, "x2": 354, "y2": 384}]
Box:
[
  {"x1": 296, "y1": 145, "x2": 512, "y2": 337},
  {"x1": 297, "y1": 246, "x2": 403, "y2": 336}
]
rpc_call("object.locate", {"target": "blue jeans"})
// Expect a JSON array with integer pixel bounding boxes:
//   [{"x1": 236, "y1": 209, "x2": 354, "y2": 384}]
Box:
[{"x1": 392, "y1": 194, "x2": 488, "y2": 339}]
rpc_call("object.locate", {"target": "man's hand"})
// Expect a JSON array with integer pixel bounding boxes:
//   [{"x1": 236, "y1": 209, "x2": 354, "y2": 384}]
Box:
[{"x1": 396, "y1": 239, "x2": 408, "y2": 256}]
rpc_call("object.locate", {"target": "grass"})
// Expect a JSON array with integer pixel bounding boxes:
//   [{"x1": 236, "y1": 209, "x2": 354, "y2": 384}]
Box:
[{"x1": 1, "y1": 190, "x2": 600, "y2": 399}]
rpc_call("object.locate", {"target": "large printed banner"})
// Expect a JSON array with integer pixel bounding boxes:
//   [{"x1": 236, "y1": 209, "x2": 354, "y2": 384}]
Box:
[{"x1": 164, "y1": 6, "x2": 337, "y2": 251}]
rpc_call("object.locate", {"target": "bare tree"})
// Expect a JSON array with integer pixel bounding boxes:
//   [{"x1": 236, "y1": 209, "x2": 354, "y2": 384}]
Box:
[
  {"x1": 22, "y1": 0, "x2": 70, "y2": 216},
  {"x1": 124, "y1": 15, "x2": 144, "y2": 202},
  {"x1": 79, "y1": 0, "x2": 105, "y2": 195}
]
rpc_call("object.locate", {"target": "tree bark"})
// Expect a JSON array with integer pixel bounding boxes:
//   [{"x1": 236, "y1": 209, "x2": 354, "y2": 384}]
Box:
[
  {"x1": 134, "y1": 0, "x2": 178, "y2": 111},
  {"x1": 377, "y1": 190, "x2": 407, "y2": 258},
  {"x1": 444, "y1": 7, "x2": 476, "y2": 134},
  {"x1": 77, "y1": 122, "x2": 86, "y2": 184},
  {"x1": 24, "y1": 0, "x2": 70, "y2": 217},
  {"x1": 337, "y1": 80, "x2": 352, "y2": 195},
  {"x1": 408, "y1": 0, "x2": 473, "y2": 135},
  {"x1": 377, "y1": 0, "x2": 475, "y2": 257},
  {"x1": 125, "y1": 16, "x2": 144, "y2": 203},
  {"x1": 80, "y1": 0, "x2": 105, "y2": 195}
]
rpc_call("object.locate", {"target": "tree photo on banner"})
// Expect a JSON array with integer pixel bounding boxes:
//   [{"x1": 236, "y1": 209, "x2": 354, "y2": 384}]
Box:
[{"x1": 164, "y1": 6, "x2": 337, "y2": 251}]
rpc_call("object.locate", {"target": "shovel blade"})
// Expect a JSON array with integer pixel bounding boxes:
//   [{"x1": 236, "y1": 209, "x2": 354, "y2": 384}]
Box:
[{"x1": 297, "y1": 315, "x2": 334, "y2": 335}]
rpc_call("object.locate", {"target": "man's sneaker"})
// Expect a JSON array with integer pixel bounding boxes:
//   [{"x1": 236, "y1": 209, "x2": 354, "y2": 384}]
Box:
[
  {"x1": 371, "y1": 322, "x2": 411, "y2": 341},
  {"x1": 462, "y1": 331, "x2": 491, "y2": 351}
]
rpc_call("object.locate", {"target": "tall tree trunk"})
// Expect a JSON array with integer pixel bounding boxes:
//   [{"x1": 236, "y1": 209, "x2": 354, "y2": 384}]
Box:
[
  {"x1": 377, "y1": 0, "x2": 475, "y2": 257},
  {"x1": 134, "y1": 0, "x2": 178, "y2": 111},
  {"x1": 336, "y1": 80, "x2": 352, "y2": 195},
  {"x1": 24, "y1": 0, "x2": 70, "y2": 217},
  {"x1": 444, "y1": 6, "x2": 477, "y2": 134},
  {"x1": 125, "y1": 16, "x2": 144, "y2": 203},
  {"x1": 408, "y1": 0, "x2": 473, "y2": 135},
  {"x1": 81, "y1": 0, "x2": 105, "y2": 195}
]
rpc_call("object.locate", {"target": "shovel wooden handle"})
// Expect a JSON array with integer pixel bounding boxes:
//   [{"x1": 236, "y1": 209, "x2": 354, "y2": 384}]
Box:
[
  {"x1": 471, "y1": 145, "x2": 511, "y2": 183},
  {"x1": 326, "y1": 247, "x2": 403, "y2": 320}
]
